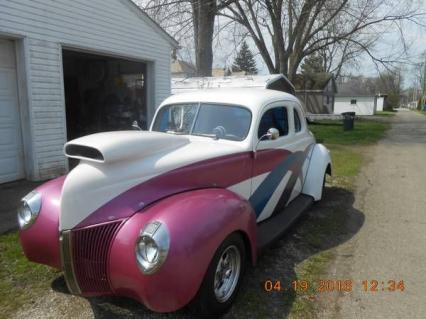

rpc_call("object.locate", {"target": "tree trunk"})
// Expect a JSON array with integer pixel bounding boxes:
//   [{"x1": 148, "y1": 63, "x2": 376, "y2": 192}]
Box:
[
  {"x1": 192, "y1": 0, "x2": 216, "y2": 77},
  {"x1": 288, "y1": 52, "x2": 302, "y2": 82}
]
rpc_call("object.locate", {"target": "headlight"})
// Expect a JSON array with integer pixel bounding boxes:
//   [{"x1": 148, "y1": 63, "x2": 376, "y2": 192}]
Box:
[
  {"x1": 17, "y1": 191, "x2": 42, "y2": 230},
  {"x1": 135, "y1": 221, "x2": 169, "y2": 275}
]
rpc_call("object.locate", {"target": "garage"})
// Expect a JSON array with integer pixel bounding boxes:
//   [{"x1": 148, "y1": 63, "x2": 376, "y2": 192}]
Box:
[
  {"x1": 0, "y1": 0, "x2": 178, "y2": 182},
  {"x1": 63, "y1": 50, "x2": 148, "y2": 141},
  {"x1": 0, "y1": 38, "x2": 24, "y2": 183}
]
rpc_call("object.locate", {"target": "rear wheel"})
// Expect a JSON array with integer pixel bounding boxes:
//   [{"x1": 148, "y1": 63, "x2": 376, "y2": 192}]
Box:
[
  {"x1": 191, "y1": 233, "x2": 246, "y2": 318},
  {"x1": 321, "y1": 171, "x2": 327, "y2": 199}
]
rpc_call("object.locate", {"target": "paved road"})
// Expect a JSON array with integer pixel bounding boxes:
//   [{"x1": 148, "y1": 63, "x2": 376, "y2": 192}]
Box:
[{"x1": 322, "y1": 110, "x2": 426, "y2": 318}]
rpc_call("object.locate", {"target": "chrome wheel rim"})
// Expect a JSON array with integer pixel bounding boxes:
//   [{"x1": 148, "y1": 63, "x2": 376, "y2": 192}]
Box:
[{"x1": 214, "y1": 245, "x2": 241, "y2": 303}]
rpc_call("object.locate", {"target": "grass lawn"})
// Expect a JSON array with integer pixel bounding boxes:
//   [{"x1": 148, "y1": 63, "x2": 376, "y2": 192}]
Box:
[
  {"x1": 415, "y1": 109, "x2": 426, "y2": 116},
  {"x1": 309, "y1": 120, "x2": 389, "y2": 145},
  {"x1": 0, "y1": 119, "x2": 390, "y2": 319},
  {"x1": 309, "y1": 119, "x2": 389, "y2": 180},
  {"x1": 375, "y1": 111, "x2": 396, "y2": 117},
  {"x1": 0, "y1": 233, "x2": 59, "y2": 319}
]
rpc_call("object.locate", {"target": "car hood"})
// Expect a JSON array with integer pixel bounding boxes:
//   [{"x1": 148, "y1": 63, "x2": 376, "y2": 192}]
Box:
[
  {"x1": 64, "y1": 131, "x2": 190, "y2": 164},
  {"x1": 60, "y1": 131, "x2": 250, "y2": 230}
]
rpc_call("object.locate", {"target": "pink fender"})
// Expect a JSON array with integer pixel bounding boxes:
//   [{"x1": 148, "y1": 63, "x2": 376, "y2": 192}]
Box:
[
  {"x1": 19, "y1": 176, "x2": 65, "y2": 269},
  {"x1": 108, "y1": 188, "x2": 257, "y2": 312}
]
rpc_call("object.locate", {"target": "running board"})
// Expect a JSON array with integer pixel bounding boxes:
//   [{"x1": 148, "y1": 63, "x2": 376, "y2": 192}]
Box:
[{"x1": 256, "y1": 194, "x2": 314, "y2": 251}]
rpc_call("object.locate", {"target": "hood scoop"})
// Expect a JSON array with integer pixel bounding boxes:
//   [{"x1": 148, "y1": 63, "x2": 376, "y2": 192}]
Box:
[
  {"x1": 64, "y1": 131, "x2": 190, "y2": 164},
  {"x1": 65, "y1": 144, "x2": 104, "y2": 162}
]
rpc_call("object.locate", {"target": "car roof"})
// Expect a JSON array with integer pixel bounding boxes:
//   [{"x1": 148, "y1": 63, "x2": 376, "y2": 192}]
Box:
[{"x1": 159, "y1": 88, "x2": 300, "y2": 113}]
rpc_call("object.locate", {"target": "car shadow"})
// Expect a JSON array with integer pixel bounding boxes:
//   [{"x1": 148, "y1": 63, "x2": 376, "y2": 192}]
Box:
[{"x1": 51, "y1": 185, "x2": 364, "y2": 319}]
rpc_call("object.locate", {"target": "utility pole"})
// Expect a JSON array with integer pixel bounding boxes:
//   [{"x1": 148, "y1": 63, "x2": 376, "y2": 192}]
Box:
[{"x1": 423, "y1": 53, "x2": 426, "y2": 96}]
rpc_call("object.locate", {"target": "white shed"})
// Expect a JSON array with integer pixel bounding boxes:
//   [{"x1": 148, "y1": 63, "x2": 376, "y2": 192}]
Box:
[
  {"x1": 334, "y1": 96, "x2": 377, "y2": 115},
  {"x1": 0, "y1": 0, "x2": 177, "y2": 183},
  {"x1": 334, "y1": 78, "x2": 380, "y2": 115}
]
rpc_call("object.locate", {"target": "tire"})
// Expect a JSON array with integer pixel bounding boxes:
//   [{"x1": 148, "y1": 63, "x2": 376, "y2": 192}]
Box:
[
  {"x1": 321, "y1": 172, "x2": 327, "y2": 199},
  {"x1": 191, "y1": 233, "x2": 246, "y2": 318}
]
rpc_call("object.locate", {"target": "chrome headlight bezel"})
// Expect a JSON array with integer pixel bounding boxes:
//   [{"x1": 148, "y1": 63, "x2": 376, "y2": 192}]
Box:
[
  {"x1": 135, "y1": 221, "x2": 170, "y2": 275},
  {"x1": 17, "y1": 191, "x2": 42, "y2": 230}
]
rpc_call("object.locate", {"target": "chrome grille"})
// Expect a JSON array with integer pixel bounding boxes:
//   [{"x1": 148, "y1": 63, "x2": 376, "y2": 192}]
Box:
[{"x1": 60, "y1": 220, "x2": 122, "y2": 295}]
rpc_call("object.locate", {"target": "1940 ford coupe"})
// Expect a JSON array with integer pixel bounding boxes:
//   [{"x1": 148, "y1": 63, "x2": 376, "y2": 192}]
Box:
[{"x1": 18, "y1": 88, "x2": 331, "y2": 318}]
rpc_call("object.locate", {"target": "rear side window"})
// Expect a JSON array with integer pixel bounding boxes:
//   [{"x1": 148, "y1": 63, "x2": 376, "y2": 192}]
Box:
[
  {"x1": 258, "y1": 107, "x2": 288, "y2": 138},
  {"x1": 294, "y1": 109, "x2": 302, "y2": 132}
]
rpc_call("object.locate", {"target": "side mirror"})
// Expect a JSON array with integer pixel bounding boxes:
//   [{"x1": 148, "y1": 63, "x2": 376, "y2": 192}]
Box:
[
  {"x1": 254, "y1": 127, "x2": 280, "y2": 157},
  {"x1": 266, "y1": 127, "x2": 279, "y2": 140},
  {"x1": 132, "y1": 120, "x2": 142, "y2": 131}
]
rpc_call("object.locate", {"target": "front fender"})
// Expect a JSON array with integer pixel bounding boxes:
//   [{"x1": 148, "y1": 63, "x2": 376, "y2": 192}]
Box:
[
  {"x1": 108, "y1": 188, "x2": 256, "y2": 312},
  {"x1": 302, "y1": 144, "x2": 331, "y2": 201},
  {"x1": 19, "y1": 176, "x2": 65, "y2": 269}
]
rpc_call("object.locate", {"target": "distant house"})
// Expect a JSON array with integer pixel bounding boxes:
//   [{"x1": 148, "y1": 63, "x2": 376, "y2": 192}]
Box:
[
  {"x1": 172, "y1": 74, "x2": 296, "y2": 95},
  {"x1": 334, "y1": 79, "x2": 385, "y2": 115},
  {"x1": 171, "y1": 59, "x2": 196, "y2": 78},
  {"x1": 293, "y1": 73, "x2": 337, "y2": 114},
  {"x1": 211, "y1": 67, "x2": 246, "y2": 77}
]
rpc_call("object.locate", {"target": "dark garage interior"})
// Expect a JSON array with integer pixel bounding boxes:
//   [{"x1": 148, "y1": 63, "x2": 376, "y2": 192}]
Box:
[{"x1": 62, "y1": 50, "x2": 148, "y2": 141}]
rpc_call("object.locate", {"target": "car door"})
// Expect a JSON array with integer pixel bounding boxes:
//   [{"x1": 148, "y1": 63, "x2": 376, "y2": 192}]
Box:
[
  {"x1": 285, "y1": 102, "x2": 315, "y2": 203},
  {"x1": 250, "y1": 101, "x2": 311, "y2": 222}
]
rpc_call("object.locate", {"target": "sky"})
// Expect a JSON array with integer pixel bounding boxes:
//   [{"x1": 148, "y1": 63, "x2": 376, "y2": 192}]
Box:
[
  {"x1": 209, "y1": 0, "x2": 426, "y2": 89},
  {"x1": 353, "y1": 1, "x2": 426, "y2": 86}
]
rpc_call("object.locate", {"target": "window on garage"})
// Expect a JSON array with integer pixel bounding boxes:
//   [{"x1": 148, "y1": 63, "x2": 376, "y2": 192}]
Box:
[{"x1": 62, "y1": 50, "x2": 147, "y2": 141}]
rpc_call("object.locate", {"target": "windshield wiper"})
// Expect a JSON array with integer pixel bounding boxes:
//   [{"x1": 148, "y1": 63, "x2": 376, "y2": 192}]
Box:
[
  {"x1": 166, "y1": 130, "x2": 187, "y2": 135},
  {"x1": 192, "y1": 133, "x2": 219, "y2": 140}
]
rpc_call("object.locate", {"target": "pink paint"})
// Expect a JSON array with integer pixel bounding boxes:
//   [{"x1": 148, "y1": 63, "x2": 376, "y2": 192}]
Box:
[
  {"x1": 107, "y1": 188, "x2": 256, "y2": 312},
  {"x1": 19, "y1": 176, "x2": 65, "y2": 269},
  {"x1": 77, "y1": 149, "x2": 289, "y2": 229},
  {"x1": 254, "y1": 148, "x2": 291, "y2": 175}
]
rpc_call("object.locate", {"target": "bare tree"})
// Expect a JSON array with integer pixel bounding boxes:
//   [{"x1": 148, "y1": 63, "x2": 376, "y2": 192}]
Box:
[
  {"x1": 221, "y1": 0, "x2": 424, "y2": 80},
  {"x1": 138, "y1": 0, "x2": 235, "y2": 76}
]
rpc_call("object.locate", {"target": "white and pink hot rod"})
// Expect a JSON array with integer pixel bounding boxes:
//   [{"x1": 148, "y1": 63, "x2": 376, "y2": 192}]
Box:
[{"x1": 18, "y1": 88, "x2": 331, "y2": 317}]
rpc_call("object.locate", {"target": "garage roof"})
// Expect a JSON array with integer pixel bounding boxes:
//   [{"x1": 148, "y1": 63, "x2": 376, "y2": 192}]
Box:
[{"x1": 126, "y1": 0, "x2": 179, "y2": 48}]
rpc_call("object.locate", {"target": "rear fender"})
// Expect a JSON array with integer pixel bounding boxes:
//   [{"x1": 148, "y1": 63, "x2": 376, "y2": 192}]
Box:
[
  {"x1": 108, "y1": 188, "x2": 256, "y2": 312},
  {"x1": 302, "y1": 144, "x2": 331, "y2": 201}
]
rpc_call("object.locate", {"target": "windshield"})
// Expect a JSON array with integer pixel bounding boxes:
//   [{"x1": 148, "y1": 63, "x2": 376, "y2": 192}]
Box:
[{"x1": 152, "y1": 103, "x2": 252, "y2": 141}]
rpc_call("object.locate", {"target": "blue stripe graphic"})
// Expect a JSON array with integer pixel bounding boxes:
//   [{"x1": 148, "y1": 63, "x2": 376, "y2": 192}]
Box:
[{"x1": 249, "y1": 151, "x2": 304, "y2": 217}]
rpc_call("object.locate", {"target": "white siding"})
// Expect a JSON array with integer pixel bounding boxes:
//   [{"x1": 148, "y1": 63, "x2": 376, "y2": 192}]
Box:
[
  {"x1": 376, "y1": 97, "x2": 384, "y2": 112},
  {"x1": 334, "y1": 96, "x2": 376, "y2": 116},
  {"x1": 0, "y1": 0, "x2": 173, "y2": 180}
]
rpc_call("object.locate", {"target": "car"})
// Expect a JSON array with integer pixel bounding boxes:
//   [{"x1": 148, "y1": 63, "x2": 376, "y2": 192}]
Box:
[{"x1": 18, "y1": 88, "x2": 331, "y2": 318}]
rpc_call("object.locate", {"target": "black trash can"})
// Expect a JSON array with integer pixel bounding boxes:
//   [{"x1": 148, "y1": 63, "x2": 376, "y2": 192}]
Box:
[{"x1": 341, "y1": 112, "x2": 355, "y2": 131}]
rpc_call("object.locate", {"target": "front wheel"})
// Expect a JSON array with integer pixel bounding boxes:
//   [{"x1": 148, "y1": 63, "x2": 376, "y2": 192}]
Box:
[{"x1": 191, "y1": 233, "x2": 246, "y2": 318}]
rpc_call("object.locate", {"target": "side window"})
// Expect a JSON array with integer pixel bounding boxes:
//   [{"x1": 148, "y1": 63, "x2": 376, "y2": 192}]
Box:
[
  {"x1": 294, "y1": 109, "x2": 302, "y2": 132},
  {"x1": 258, "y1": 107, "x2": 288, "y2": 138}
]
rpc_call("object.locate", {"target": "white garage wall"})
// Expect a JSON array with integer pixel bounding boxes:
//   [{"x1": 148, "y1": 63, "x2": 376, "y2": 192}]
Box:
[
  {"x1": 334, "y1": 96, "x2": 376, "y2": 116},
  {"x1": 376, "y1": 97, "x2": 384, "y2": 112},
  {"x1": 0, "y1": 0, "x2": 174, "y2": 180}
]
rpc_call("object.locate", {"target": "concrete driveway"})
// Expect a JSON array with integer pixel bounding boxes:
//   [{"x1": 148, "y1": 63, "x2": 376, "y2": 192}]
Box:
[
  {"x1": 0, "y1": 180, "x2": 41, "y2": 234},
  {"x1": 320, "y1": 109, "x2": 426, "y2": 318}
]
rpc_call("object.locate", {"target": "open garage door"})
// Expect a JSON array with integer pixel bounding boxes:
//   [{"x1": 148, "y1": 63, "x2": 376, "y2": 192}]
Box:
[
  {"x1": 63, "y1": 50, "x2": 147, "y2": 141},
  {"x1": 0, "y1": 39, "x2": 25, "y2": 183}
]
